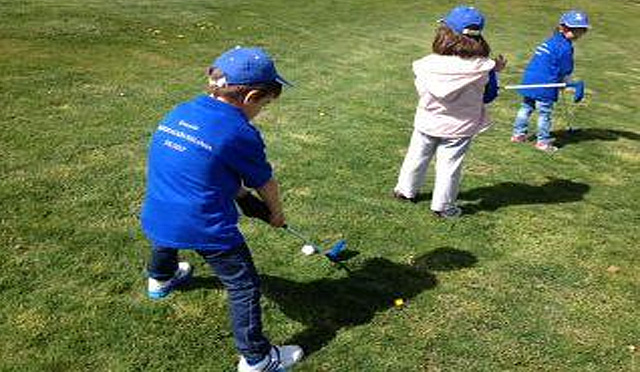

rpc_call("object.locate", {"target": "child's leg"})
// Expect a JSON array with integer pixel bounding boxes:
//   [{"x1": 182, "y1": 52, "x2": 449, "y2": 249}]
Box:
[
  {"x1": 535, "y1": 101, "x2": 555, "y2": 144},
  {"x1": 431, "y1": 137, "x2": 473, "y2": 212},
  {"x1": 197, "y1": 244, "x2": 271, "y2": 362},
  {"x1": 394, "y1": 129, "x2": 438, "y2": 197},
  {"x1": 148, "y1": 246, "x2": 179, "y2": 280},
  {"x1": 512, "y1": 97, "x2": 536, "y2": 136}
]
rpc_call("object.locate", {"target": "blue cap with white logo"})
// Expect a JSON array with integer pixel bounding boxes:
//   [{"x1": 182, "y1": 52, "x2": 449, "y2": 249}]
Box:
[
  {"x1": 559, "y1": 10, "x2": 590, "y2": 28},
  {"x1": 213, "y1": 46, "x2": 291, "y2": 86},
  {"x1": 443, "y1": 6, "x2": 485, "y2": 36}
]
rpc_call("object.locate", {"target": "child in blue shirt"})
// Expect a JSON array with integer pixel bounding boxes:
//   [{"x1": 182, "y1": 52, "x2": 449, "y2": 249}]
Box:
[
  {"x1": 140, "y1": 47, "x2": 303, "y2": 372},
  {"x1": 511, "y1": 10, "x2": 590, "y2": 152}
]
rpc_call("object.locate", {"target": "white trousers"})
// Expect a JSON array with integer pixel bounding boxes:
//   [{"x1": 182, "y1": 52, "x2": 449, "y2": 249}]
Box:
[{"x1": 394, "y1": 129, "x2": 473, "y2": 211}]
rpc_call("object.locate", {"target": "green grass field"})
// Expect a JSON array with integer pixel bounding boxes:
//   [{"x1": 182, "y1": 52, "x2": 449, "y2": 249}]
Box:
[{"x1": 1, "y1": 0, "x2": 639, "y2": 371}]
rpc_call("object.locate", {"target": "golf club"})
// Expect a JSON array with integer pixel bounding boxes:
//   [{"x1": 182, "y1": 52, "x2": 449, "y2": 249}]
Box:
[
  {"x1": 559, "y1": 87, "x2": 581, "y2": 134},
  {"x1": 504, "y1": 80, "x2": 585, "y2": 102},
  {"x1": 233, "y1": 193, "x2": 348, "y2": 264},
  {"x1": 282, "y1": 224, "x2": 347, "y2": 263}
]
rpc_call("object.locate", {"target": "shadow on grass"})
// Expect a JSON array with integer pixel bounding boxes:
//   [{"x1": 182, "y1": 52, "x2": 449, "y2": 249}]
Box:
[
  {"x1": 459, "y1": 178, "x2": 590, "y2": 215},
  {"x1": 177, "y1": 250, "x2": 362, "y2": 293},
  {"x1": 552, "y1": 127, "x2": 640, "y2": 148},
  {"x1": 261, "y1": 247, "x2": 477, "y2": 356}
]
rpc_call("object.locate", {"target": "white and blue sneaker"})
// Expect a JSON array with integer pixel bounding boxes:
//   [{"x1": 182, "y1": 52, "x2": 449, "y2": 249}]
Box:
[
  {"x1": 147, "y1": 262, "x2": 193, "y2": 299},
  {"x1": 237, "y1": 345, "x2": 304, "y2": 372}
]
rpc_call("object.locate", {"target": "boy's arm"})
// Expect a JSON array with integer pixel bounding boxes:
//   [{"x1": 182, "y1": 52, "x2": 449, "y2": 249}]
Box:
[
  {"x1": 559, "y1": 48, "x2": 574, "y2": 81},
  {"x1": 255, "y1": 178, "x2": 285, "y2": 227},
  {"x1": 552, "y1": 44, "x2": 573, "y2": 83},
  {"x1": 225, "y1": 130, "x2": 282, "y2": 225}
]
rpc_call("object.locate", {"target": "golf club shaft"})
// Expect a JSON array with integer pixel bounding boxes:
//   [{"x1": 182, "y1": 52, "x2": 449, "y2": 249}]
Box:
[
  {"x1": 282, "y1": 225, "x2": 313, "y2": 245},
  {"x1": 504, "y1": 83, "x2": 567, "y2": 90}
]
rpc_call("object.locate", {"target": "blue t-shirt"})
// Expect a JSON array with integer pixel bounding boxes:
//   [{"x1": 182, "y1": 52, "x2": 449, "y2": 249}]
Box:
[
  {"x1": 141, "y1": 95, "x2": 273, "y2": 250},
  {"x1": 520, "y1": 32, "x2": 574, "y2": 102}
]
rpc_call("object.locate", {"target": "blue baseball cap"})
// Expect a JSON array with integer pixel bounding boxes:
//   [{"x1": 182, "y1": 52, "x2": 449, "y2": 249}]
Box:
[
  {"x1": 212, "y1": 46, "x2": 291, "y2": 86},
  {"x1": 559, "y1": 10, "x2": 590, "y2": 28},
  {"x1": 442, "y1": 6, "x2": 485, "y2": 36}
]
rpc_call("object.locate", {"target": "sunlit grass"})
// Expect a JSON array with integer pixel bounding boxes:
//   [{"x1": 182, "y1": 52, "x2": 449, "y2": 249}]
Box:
[{"x1": 1, "y1": 0, "x2": 638, "y2": 371}]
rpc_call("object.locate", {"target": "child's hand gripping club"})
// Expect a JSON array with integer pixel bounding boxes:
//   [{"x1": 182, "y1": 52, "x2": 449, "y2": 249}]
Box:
[
  {"x1": 235, "y1": 179, "x2": 285, "y2": 228},
  {"x1": 235, "y1": 191, "x2": 272, "y2": 223}
]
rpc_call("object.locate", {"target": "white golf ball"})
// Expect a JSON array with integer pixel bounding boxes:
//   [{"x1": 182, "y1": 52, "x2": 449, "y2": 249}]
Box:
[{"x1": 301, "y1": 244, "x2": 316, "y2": 256}]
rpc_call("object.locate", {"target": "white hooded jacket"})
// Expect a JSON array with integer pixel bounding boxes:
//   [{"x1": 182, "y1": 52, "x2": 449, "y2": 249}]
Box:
[{"x1": 412, "y1": 54, "x2": 496, "y2": 138}]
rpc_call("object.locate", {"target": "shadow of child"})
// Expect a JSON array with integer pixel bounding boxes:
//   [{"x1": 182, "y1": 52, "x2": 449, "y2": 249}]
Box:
[
  {"x1": 553, "y1": 127, "x2": 640, "y2": 148},
  {"x1": 459, "y1": 178, "x2": 590, "y2": 215},
  {"x1": 261, "y1": 247, "x2": 477, "y2": 355}
]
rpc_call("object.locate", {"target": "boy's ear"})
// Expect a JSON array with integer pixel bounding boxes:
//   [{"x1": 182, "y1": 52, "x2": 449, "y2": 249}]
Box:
[
  {"x1": 206, "y1": 68, "x2": 215, "y2": 86},
  {"x1": 243, "y1": 89, "x2": 263, "y2": 104}
]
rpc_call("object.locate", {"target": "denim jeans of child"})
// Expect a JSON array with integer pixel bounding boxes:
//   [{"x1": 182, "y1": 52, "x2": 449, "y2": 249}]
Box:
[
  {"x1": 512, "y1": 97, "x2": 555, "y2": 144},
  {"x1": 148, "y1": 243, "x2": 271, "y2": 361}
]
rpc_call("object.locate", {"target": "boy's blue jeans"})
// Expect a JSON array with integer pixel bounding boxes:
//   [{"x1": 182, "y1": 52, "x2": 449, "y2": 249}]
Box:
[
  {"x1": 512, "y1": 97, "x2": 555, "y2": 144},
  {"x1": 148, "y1": 244, "x2": 271, "y2": 361}
]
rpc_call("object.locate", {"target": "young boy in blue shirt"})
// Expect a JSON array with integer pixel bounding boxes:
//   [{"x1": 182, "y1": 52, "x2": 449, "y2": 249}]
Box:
[
  {"x1": 140, "y1": 47, "x2": 303, "y2": 372},
  {"x1": 511, "y1": 10, "x2": 590, "y2": 152}
]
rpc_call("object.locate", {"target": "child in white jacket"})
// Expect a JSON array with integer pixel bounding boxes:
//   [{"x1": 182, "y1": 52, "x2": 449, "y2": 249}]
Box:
[{"x1": 394, "y1": 5, "x2": 506, "y2": 218}]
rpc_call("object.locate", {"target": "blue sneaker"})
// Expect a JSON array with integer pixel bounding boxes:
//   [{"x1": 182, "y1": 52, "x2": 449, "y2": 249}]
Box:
[{"x1": 147, "y1": 262, "x2": 193, "y2": 299}]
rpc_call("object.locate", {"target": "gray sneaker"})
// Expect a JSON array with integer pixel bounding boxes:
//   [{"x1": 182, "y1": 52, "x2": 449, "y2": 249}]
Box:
[
  {"x1": 392, "y1": 190, "x2": 418, "y2": 204},
  {"x1": 238, "y1": 345, "x2": 304, "y2": 372},
  {"x1": 433, "y1": 206, "x2": 462, "y2": 219}
]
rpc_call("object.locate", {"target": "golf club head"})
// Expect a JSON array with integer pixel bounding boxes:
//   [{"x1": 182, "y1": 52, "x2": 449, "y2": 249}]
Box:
[
  {"x1": 324, "y1": 240, "x2": 347, "y2": 262},
  {"x1": 568, "y1": 80, "x2": 585, "y2": 103}
]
